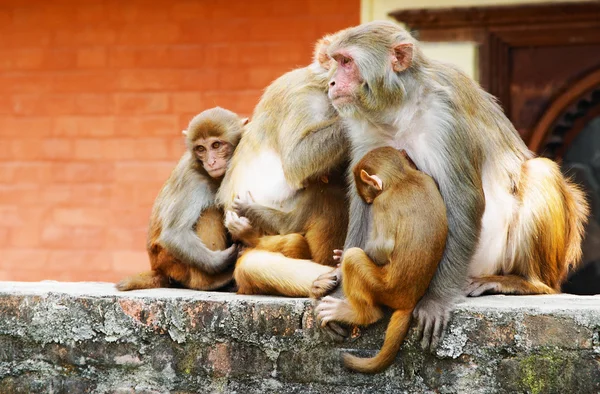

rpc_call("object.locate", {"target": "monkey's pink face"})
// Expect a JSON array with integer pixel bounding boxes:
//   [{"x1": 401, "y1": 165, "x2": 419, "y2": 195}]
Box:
[
  {"x1": 193, "y1": 137, "x2": 233, "y2": 178},
  {"x1": 328, "y1": 51, "x2": 361, "y2": 107}
]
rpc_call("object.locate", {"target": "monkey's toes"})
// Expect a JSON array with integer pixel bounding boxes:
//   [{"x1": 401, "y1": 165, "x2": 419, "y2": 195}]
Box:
[
  {"x1": 115, "y1": 280, "x2": 131, "y2": 291},
  {"x1": 310, "y1": 270, "x2": 340, "y2": 298},
  {"x1": 310, "y1": 278, "x2": 339, "y2": 299},
  {"x1": 465, "y1": 279, "x2": 500, "y2": 297},
  {"x1": 324, "y1": 321, "x2": 350, "y2": 341}
]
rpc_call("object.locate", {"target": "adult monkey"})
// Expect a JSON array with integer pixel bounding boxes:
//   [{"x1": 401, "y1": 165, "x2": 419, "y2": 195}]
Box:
[
  {"x1": 217, "y1": 35, "x2": 350, "y2": 298},
  {"x1": 323, "y1": 21, "x2": 589, "y2": 350}
]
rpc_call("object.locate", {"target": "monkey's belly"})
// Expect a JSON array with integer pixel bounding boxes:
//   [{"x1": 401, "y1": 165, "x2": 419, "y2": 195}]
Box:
[
  {"x1": 469, "y1": 181, "x2": 518, "y2": 277},
  {"x1": 233, "y1": 149, "x2": 297, "y2": 206}
]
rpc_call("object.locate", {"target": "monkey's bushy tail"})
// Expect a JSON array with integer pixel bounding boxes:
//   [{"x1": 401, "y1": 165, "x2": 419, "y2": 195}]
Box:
[
  {"x1": 562, "y1": 173, "x2": 590, "y2": 269},
  {"x1": 515, "y1": 158, "x2": 589, "y2": 287},
  {"x1": 342, "y1": 309, "x2": 411, "y2": 374}
]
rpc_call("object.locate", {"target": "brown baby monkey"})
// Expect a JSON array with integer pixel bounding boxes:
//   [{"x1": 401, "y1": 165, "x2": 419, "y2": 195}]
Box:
[{"x1": 316, "y1": 147, "x2": 448, "y2": 374}]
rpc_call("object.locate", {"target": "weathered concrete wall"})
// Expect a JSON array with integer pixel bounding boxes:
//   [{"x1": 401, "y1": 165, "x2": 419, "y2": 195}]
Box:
[{"x1": 0, "y1": 281, "x2": 598, "y2": 393}]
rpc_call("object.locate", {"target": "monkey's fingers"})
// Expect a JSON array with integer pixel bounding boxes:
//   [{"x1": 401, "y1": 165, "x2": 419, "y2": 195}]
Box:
[
  {"x1": 430, "y1": 317, "x2": 445, "y2": 352},
  {"x1": 414, "y1": 312, "x2": 425, "y2": 341},
  {"x1": 464, "y1": 279, "x2": 499, "y2": 297},
  {"x1": 419, "y1": 317, "x2": 434, "y2": 350},
  {"x1": 332, "y1": 249, "x2": 343, "y2": 262},
  {"x1": 231, "y1": 197, "x2": 242, "y2": 211},
  {"x1": 211, "y1": 244, "x2": 239, "y2": 272},
  {"x1": 315, "y1": 296, "x2": 341, "y2": 326},
  {"x1": 225, "y1": 210, "x2": 236, "y2": 223}
]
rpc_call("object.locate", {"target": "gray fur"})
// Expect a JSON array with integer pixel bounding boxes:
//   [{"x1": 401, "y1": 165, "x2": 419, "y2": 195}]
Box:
[{"x1": 156, "y1": 152, "x2": 237, "y2": 274}]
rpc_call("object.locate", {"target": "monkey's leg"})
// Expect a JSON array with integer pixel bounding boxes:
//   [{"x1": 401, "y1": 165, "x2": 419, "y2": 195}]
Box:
[
  {"x1": 316, "y1": 248, "x2": 385, "y2": 326},
  {"x1": 465, "y1": 275, "x2": 556, "y2": 297},
  {"x1": 234, "y1": 249, "x2": 334, "y2": 297},
  {"x1": 255, "y1": 233, "x2": 312, "y2": 260},
  {"x1": 116, "y1": 270, "x2": 170, "y2": 291},
  {"x1": 196, "y1": 206, "x2": 228, "y2": 250}
]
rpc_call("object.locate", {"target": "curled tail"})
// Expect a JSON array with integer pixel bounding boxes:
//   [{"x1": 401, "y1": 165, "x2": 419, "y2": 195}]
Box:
[{"x1": 342, "y1": 309, "x2": 411, "y2": 374}]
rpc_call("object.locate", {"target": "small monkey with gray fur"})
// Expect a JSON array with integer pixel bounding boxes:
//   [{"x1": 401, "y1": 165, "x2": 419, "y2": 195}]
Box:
[
  {"x1": 317, "y1": 147, "x2": 447, "y2": 373},
  {"x1": 116, "y1": 107, "x2": 247, "y2": 291}
]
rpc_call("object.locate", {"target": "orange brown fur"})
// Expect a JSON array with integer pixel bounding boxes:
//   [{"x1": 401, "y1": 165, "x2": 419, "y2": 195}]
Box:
[
  {"x1": 117, "y1": 206, "x2": 234, "y2": 291},
  {"x1": 317, "y1": 147, "x2": 448, "y2": 373},
  {"x1": 116, "y1": 107, "x2": 246, "y2": 292},
  {"x1": 217, "y1": 35, "x2": 350, "y2": 299},
  {"x1": 231, "y1": 173, "x2": 349, "y2": 296}
]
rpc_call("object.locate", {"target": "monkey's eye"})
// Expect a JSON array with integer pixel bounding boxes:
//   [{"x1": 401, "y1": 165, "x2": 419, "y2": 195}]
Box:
[
  {"x1": 195, "y1": 146, "x2": 206, "y2": 153},
  {"x1": 340, "y1": 57, "x2": 352, "y2": 66},
  {"x1": 211, "y1": 141, "x2": 222, "y2": 149}
]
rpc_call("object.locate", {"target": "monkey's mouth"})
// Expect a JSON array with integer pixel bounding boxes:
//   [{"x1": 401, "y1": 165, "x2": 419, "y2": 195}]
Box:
[
  {"x1": 208, "y1": 167, "x2": 225, "y2": 175},
  {"x1": 330, "y1": 94, "x2": 353, "y2": 105}
]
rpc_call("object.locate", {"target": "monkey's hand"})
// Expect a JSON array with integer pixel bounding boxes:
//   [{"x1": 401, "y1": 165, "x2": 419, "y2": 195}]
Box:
[
  {"x1": 225, "y1": 211, "x2": 256, "y2": 243},
  {"x1": 309, "y1": 266, "x2": 341, "y2": 299},
  {"x1": 231, "y1": 192, "x2": 256, "y2": 217},
  {"x1": 412, "y1": 295, "x2": 453, "y2": 352},
  {"x1": 207, "y1": 244, "x2": 239, "y2": 274}
]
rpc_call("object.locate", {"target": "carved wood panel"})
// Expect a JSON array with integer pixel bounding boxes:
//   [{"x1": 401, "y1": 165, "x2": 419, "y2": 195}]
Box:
[{"x1": 390, "y1": 2, "x2": 600, "y2": 149}]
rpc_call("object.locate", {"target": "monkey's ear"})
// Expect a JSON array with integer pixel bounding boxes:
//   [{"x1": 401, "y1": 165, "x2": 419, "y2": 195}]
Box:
[
  {"x1": 314, "y1": 36, "x2": 332, "y2": 70},
  {"x1": 241, "y1": 117, "x2": 249, "y2": 126},
  {"x1": 391, "y1": 43, "x2": 413, "y2": 73},
  {"x1": 360, "y1": 170, "x2": 383, "y2": 191}
]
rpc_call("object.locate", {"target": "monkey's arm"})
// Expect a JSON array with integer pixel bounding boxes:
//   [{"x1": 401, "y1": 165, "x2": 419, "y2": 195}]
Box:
[
  {"x1": 159, "y1": 181, "x2": 237, "y2": 274},
  {"x1": 233, "y1": 196, "x2": 302, "y2": 235},
  {"x1": 344, "y1": 187, "x2": 372, "y2": 250},
  {"x1": 413, "y1": 158, "x2": 485, "y2": 350},
  {"x1": 280, "y1": 112, "x2": 348, "y2": 189}
]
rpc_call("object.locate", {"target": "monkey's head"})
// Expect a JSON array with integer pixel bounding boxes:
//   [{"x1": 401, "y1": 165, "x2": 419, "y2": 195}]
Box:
[
  {"x1": 322, "y1": 21, "x2": 421, "y2": 120},
  {"x1": 312, "y1": 34, "x2": 335, "y2": 73},
  {"x1": 184, "y1": 107, "x2": 249, "y2": 179},
  {"x1": 354, "y1": 147, "x2": 416, "y2": 204}
]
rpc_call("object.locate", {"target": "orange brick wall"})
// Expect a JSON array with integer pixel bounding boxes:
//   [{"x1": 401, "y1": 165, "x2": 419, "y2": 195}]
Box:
[{"x1": 0, "y1": 0, "x2": 360, "y2": 282}]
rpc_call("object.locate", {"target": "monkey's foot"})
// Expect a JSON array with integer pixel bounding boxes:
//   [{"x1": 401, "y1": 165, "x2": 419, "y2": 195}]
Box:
[
  {"x1": 315, "y1": 296, "x2": 345, "y2": 326},
  {"x1": 464, "y1": 277, "x2": 501, "y2": 297},
  {"x1": 413, "y1": 296, "x2": 452, "y2": 352},
  {"x1": 309, "y1": 267, "x2": 341, "y2": 299},
  {"x1": 315, "y1": 296, "x2": 351, "y2": 341},
  {"x1": 465, "y1": 275, "x2": 556, "y2": 296}
]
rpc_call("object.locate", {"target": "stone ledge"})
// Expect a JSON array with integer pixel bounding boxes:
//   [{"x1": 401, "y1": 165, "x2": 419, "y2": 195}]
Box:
[{"x1": 0, "y1": 281, "x2": 598, "y2": 393}]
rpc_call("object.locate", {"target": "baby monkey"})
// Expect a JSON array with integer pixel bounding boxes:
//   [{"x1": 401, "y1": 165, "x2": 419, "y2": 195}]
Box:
[
  {"x1": 116, "y1": 107, "x2": 247, "y2": 292},
  {"x1": 316, "y1": 147, "x2": 448, "y2": 374}
]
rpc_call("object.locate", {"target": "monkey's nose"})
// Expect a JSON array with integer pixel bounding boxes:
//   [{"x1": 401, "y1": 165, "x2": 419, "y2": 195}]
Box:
[{"x1": 329, "y1": 80, "x2": 335, "y2": 87}]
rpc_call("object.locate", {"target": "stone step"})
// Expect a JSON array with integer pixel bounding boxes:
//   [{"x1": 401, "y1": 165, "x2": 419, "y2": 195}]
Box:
[{"x1": 0, "y1": 281, "x2": 598, "y2": 393}]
